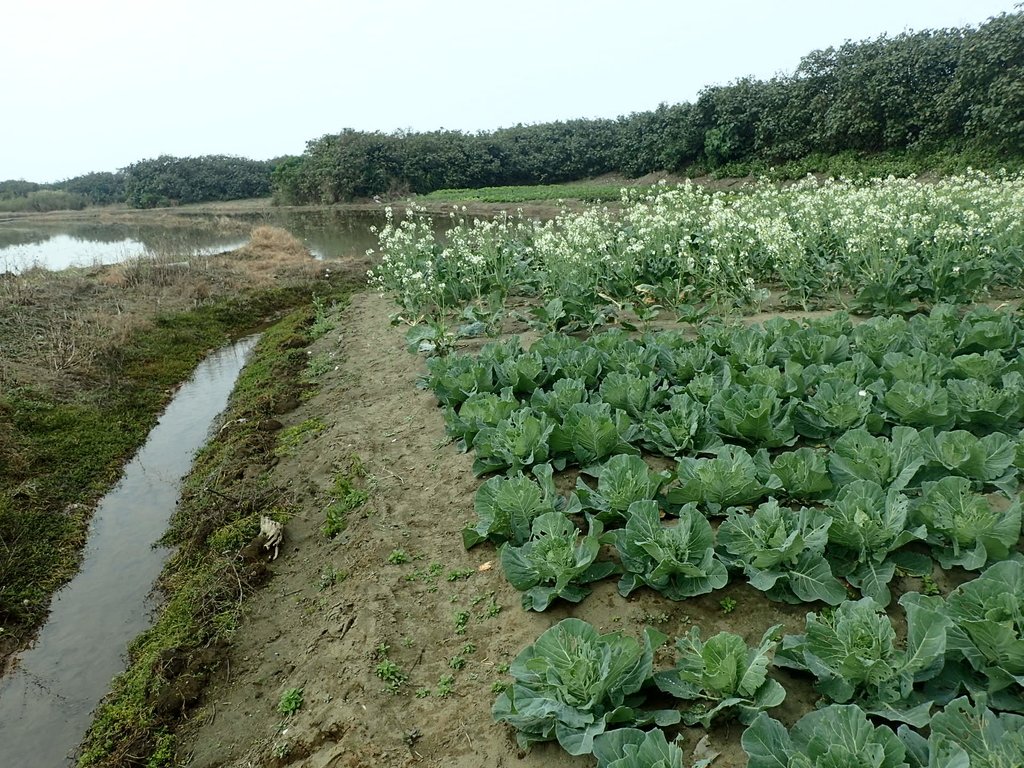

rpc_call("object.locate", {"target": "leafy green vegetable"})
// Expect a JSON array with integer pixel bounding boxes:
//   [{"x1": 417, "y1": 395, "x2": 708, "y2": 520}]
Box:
[
  {"x1": 772, "y1": 327, "x2": 850, "y2": 366},
  {"x1": 829, "y1": 427, "x2": 924, "y2": 492},
  {"x1": 500, "y1": 512, "x2": 616, "y2": 611},
  {"x1": 550, "y1": 402, "x2": 639, "y2": 469},
  {"x1": 472, "y1": 408, "x2": 554, "y2": 476},
  {"x1": 776, "y1": 594, "x2": 950, "y2": 726},
  {"x1": 573, "y1": 454, "x2": 671, "y2": 525},
  {"x1": 549, "y1": 345, "x2": 603, "y2": 388},
  {"x1": 918, "y1": 428, "x2": 1017, "y2": 491},
  {"x1": 661, "y1": 339, "x2": 719, "y2": 382},
  {"x1": 493, "y1": 351, "x2": 550, "y2": 396},
  {"x1": 717, "y1": 500, "x2": 846, "y2": 605},
  {"x1": 529, "y1": 376, "x2": 589, "y2": 421},
  {"x1": 852, "y1": 314, "x2": 910, "y2": 363},
  {"x1": 823, "y1": 480, "x2": 930, "y2": 606},
  {"x1": 945, "y1": 374, "x2": 1024, "y2": 429},
  {"x1": 491, "y1": 618, "x2": 680, "y2": 755},
  {"x1": 882, "y1": 380, "x2": 955, "y2": 430},
  {"x1": 793, "y1": 381, "x2": 873, "y2": 440},
  {"x1": 599, "y1": 371, "x2": 666, "y2": 418},
  {"x1": 912, "y1": 476, "x2": 1021, "y2": 570},
  {"x1": 463, "y1": 464, "x2": 561, "y2": 548},
  {"x1": 899, "y1": 696, "x2": 1024, "y2": 768},
  {"x1": 771, "y1": 448, "x2": 833, "y2": 501},
  {"x1": 639, "y1": 393, "x2": 722, "y2": 458},
  {"x1": 707, "y1": 383, "x2": 797, "y2": 448},
  {"x1": 653, "y1": 625, "x2": 785, "y2": 727},
  {"x1": 425, "y1": 353, "x2": 494, "y2": 407},
  {"x1": 669, "y1": 445, "x2": 782, "y2": 514},
  {"x1": 943, "y1": 560, "x2": 1024, "y2": 711},
  {"x1": 733, "y1": 362, "x2": 804, "y2": 399},
  {"x1": 742, "y1": 704, "x2": 908, "y2": 768},
  {"x1": 609, "y1": 500, "x2": 728, "y2": 600},
  {"x1": 444, "y1": 389, "x2": 520, "y2": 449},
  {"x1": 956, "y1": 307, "x2": 1020, "y2": 354},
  {"x1": 592, "y1": 728, "x2": 691, "y2": 768}
]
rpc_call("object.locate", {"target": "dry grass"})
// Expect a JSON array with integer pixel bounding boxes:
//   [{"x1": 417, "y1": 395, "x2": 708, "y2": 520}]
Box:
[{"x1": 0, "y1": 227, "x2": 323, "y2": 392}]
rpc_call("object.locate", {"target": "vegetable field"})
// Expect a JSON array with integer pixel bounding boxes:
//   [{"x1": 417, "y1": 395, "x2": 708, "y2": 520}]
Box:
[{"x1": 371, "y1": 176, "x2": 1024, "y2": 767}]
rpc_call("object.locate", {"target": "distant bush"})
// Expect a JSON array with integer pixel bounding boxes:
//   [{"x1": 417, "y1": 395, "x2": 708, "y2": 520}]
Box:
[{"x1": 0, "y1": 189, "x2": 87, "y2": 213}]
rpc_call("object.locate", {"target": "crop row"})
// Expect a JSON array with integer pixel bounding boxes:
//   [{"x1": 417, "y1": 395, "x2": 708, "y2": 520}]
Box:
[
  {"x1": 414, "y1": 303, "x2": 1024, "y2": 765},
  {"x1": 493, "y1": 557, "x2": 1024, "y2": 764},
  {"x1": 369, "y1": 173, "x2": 1024, "y2": 326}
]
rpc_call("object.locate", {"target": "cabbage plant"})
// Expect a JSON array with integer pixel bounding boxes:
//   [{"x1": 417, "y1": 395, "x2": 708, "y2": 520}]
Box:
[
  {"x1": 472, "y1": 407, "x2": 554, "y2": 476},
  {"x1": 912, "y1": 476, "x2": 1021, "y2": 570},
  {"x1": 444, "y1": 389, "x2": 520, "y2": 450},
  {"x1": 770, "y1": 448, "x2": 833, "y2": 501},
  {"x1": 742, "y1": 704, "x2": 908, "y2": 768},
  {"x1": 707, "y1": 383, "x2": 797, "y2": 447},
  {"x1": 529, "y1": 376, "x2": 589, "y2": 421},
  {"x1": 493, "y1": 350, "x2": 549, "y2": 396},
  {"x1": 917, "y1": 428, "x2": 1017, "y2": 493},
  {"x1": 592, "y1": 728, "x2": 692, "y2": 768},
  {"x1": 653, "y1": 625, "x2": 786, "y2": 727},
  {"x1": 463, "y1": 464, "x2": 561, "y2": 549},
  {"x1": 599, "y1": 371, "x2": 666, "y2": 418},
  {"x1": 669, "y1": 445, "x2": 782, "y2": 514},
  {"x1": 822, "y1": 480, "x2": 930, "y2": 606},
  {"x1": 500, "y1": 512, "x2": 616, "y2": 611},
  {"x1": 491, "y1": 618, "x2": 681, "y2": 755},
  {"x1": 573, "y1": 454, "x2": 671, "y2": 525},
  {"x1": 639, "y1": 393, "x2": 722, "y2": 458},
  {"x1": 777, "y1": 595, "x2": 950, "y2": 726},
  {"x1": 882, "y1": 380, "x2": 955, "y2": 429},
  {"x1": 424, "y1": 352, "x2": 494, "y2": 407},
  {"x1": 717, "y1": 500, "x2": 846, "y2": 605},
  {"x1": 609, "y1": 500, "x2": 728, "y2": 600},
  {"x1": 942, "y1": 560, "x2": 1024, "y2": 711},
  {"x1": 899, "y1": 696, "x2": 1024, "y2": 768},
  {"x1": 550, "y1": 402, "x2": 639, "y2": 468},
  {"x1": 793, "y1": 381, "x2": 874, "y2": 440},
  {"x1": 829, "y1": 427, "x2": 924, "y2": 492},
  {"x1": 946, "y1": 374, "x2": 1024, "y2": 429}
]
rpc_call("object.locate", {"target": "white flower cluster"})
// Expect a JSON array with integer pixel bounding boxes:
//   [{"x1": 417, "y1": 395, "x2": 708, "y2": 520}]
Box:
[{"x1": 366, "y1": 172, "x2": 1024, "y2": 318}]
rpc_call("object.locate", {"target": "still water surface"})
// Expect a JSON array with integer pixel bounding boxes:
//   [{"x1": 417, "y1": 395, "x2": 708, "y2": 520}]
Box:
[
  {"x1": 0, "y1": 208, "x2": 388, "y2": 273},
  {"x1": 0, "y1": 336, "x2": 258, "y2": 766}
]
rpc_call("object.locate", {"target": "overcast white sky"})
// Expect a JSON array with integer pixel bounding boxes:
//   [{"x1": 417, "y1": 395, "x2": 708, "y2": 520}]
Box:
[{"x1": 2, "y1": 0, "x2": 1016, "y2": 182}]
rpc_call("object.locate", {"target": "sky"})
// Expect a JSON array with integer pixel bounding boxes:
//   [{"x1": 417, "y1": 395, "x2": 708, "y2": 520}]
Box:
[{"x1": 2, "y1": 0, "x2": 1017, "y2": 182}]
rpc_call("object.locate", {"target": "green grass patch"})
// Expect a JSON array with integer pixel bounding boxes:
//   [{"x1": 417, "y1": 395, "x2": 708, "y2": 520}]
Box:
[
  {"x1": 79, "y1": 292, "x2": 351, "y2": 766},
  {"x1": 420, "y1": 182, "x2": 623, "y2": 204}
]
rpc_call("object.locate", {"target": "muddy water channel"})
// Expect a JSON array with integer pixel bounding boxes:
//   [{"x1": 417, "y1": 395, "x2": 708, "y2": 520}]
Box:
[
  {"x1": 0, "y1": 208, "x2": 388, "y2": 272},
  {"x1": 0, "y1": 336, "x2": 258, "y2": 766}
]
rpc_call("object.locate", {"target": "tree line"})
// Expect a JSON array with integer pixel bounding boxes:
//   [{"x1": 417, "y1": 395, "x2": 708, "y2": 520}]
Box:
[
  {"x1": 0, "y1": 156, "x2": 278, "y2": 211},
  {"x1": 274, "y1": 11, "x2": 1024, "y2": 203},
  {"x1": 2, "y1": 11, "x2": 1021, "y2": 211}
]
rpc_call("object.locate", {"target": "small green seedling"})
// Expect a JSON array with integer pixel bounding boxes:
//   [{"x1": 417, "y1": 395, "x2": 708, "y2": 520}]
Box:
[{"x1": 277, "y1": 687, "x2": 304, "y2": 716}]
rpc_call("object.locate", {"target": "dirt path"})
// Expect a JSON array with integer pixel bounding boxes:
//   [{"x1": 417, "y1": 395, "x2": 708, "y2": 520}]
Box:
[
  {"x1": 176, "y1": 292, "x2": 580, "y2": 767},
  {"x1": 176, "y1": 292, "x2": 811, "y2": 768}
]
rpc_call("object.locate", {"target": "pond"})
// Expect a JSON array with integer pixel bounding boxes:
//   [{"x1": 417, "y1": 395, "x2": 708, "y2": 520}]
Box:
[{"x1": 0, "y1": 208, "x2": 390, "y2": 273}]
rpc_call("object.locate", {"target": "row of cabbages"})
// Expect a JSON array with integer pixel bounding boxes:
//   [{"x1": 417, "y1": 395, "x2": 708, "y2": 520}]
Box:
[
  {"x1": 493, "y1": 559, "x2": 1023, "y2": 763},
  {"x1": 416, "y1": 305, "x2": 1024, "y2": 765}
]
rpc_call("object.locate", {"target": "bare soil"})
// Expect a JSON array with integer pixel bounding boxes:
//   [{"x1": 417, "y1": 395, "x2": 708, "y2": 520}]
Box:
[{"x1": 174, "y1": 292, "x2": 818, "y2": 768}]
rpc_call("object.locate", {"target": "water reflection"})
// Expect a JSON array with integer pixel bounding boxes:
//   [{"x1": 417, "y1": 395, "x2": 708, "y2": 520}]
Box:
[{"x1": 0, "y1": 208, "x2": 394, "y2": 273}]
